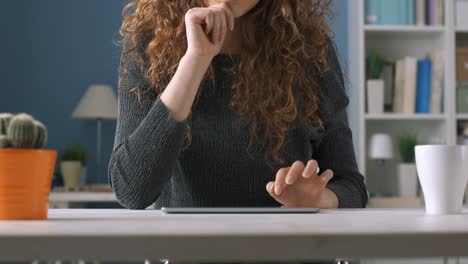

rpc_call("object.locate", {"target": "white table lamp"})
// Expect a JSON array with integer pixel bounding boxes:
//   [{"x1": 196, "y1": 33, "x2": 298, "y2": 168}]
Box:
[
  {"x1": 369, "y1": 133, "x2": 394, "y2": 160},
  {"x1": 73, "y1": 84, "x2": 118, "y2": 183}
]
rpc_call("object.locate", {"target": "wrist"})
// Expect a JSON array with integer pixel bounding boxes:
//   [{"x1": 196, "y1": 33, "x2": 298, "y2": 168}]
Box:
[
  {"x1": 319, "y1": 188, "x2": 339, "y2": 209},
  {"x1": 177, "y1": 52, "x2": 214, "y2": 82},
  {"x1": 183, "y1": 51, "x2": 215, "y2": 66}
]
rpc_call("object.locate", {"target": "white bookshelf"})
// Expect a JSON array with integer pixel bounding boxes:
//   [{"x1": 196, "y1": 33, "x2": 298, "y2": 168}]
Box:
[
  {"x1": 348, "y1": 3, "x2": 468, "y2": 263},
  {"x1": 347, "y1": 0, "x2": 459, "y2": 198},
  {"x1": 365, "y1": 113, "x2": 446, "y2": 120},
  {"x1": 364, "y1": 24, "x2": 446, "y2": 34},
  {"x1": 458, "y1": 114, "x2": 468, "y2": 120}
]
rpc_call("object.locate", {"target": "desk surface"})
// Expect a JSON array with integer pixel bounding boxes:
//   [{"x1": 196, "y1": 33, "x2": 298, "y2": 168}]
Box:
[
  {"x1": 49, "y1": 192, "x2": 116, "y2": 202},
  {"x1": 1, "y1": 208, "x2": 468, "y2": 261}
]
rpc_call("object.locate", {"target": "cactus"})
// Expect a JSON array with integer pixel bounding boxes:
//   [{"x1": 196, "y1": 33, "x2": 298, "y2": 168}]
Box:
[
  {"x1": 7, "y1": 113, "x2": 38, "y2": 149},
  {"x1": 0, "y1": 113, "x2": 13, "y2": 135},
  {"x1": 0, "y1": 113, "x2": 48, "y2": 149},
  {"x1": 33, "y1": 120, "x2": 48, "y2": 148},
  {"x1": 0, "y1": 135, "x2": 11, "y2": 148}
]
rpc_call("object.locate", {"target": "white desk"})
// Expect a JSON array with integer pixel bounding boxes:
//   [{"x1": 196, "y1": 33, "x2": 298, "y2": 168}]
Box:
[
  {"x1": 0, "y1": 209, "x2": 468, "y2": 262},
  {"x1": 49, "y1": 192, "x2": 117, "y2": 208}
]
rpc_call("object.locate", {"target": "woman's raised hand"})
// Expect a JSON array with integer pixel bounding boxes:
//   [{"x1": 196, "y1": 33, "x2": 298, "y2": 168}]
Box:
[
  {"x1": 185, "y1": 3, "x2": 235, "y2": 58},
  {"x1": 266, "y1": 160, "x2": 337, "y2": 208}
]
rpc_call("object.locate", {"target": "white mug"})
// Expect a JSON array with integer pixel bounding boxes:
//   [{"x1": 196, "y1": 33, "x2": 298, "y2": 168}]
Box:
[{"x1": 415, "y1": 145, "x2": 468, "y2": 215}]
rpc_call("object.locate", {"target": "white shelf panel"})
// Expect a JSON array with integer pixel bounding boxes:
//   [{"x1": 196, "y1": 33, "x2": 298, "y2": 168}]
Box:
[
  {"x1": 456, "y1": 28, "x2": 468, "y2": 33},
  {"x1": 364, "y1": 25, "x2": 446, "y2": 35},
  {"x1": 457, "y1": 114, "x2": 468, "y2": 120},
  {"x1": 365, "y1": 113, "x2": 447, "y2": 121}
]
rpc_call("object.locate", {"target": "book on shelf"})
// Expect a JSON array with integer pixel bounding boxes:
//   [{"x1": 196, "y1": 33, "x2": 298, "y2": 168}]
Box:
[
  {"x1": 393, "y1": 59, "x2": 404, "y2": 113},
  {"x1": 427, "y1": 0, "x2": 436, "y2": 25},
  {"x1": 426, "y1": 0, "x2": 444, "y2": 26},
  {"x1": 407, "y1": 0, "x2": 416, "y2": 25},
  {"x1": 437, "y1": 0, "x2": 444, "y2": 25},
  {"x1": 365, "y1": 0, "x2": 444, "y2": 26},
  {"x1": 430, "y1": 49, "x2": 443, "y2": 114},
  {"x1": 380, "y1": 0, "x2": 403, "y2": 25},
  {"x1": 365, "y1": 0, "x2": 380, "y2": 24},
  {"x1": 387, "y1": 50, "x2": 443, "y2": 114},
  {"x1": 416, "y1": 0, "x2": 426, "y2": 26},
  {"x1": 416, "y1": 59, "x2": 432, "y2": 113},
  {"x1": 394, "y1": 57, "x2": 417, "y2": 113},
  {"x1": 383, "y1": 61, "x2": 396, "y2": 111}
]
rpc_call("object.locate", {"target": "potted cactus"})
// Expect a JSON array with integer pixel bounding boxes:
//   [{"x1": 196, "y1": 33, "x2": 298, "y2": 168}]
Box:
[
  {"x1": 61, "y1": 144, "x2": 85, "y2": 191},
  {"x1": 397, "y1": 135, "x2": 418, "y2": 198},
  {"x1": 0, "y1": 113, "x2": 56, "y2": 220},
  {"x1": 366, "y1": 49, "x2": 385, "y2": 114}
]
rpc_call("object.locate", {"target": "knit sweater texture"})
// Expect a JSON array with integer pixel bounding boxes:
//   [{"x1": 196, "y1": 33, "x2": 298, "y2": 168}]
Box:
[{"x1": 108, "y1": 41, "x2": 368, "y2": 210}]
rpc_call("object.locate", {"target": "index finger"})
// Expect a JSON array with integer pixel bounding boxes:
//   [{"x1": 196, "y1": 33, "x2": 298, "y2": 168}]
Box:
[{"x1": 213, "y1": 3, "x2": 235, "y2": 31}]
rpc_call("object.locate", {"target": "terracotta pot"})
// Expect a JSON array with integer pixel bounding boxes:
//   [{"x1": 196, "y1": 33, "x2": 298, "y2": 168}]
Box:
[{"x1": 0, "y1": 149, "x2": 57, "y2": 220}]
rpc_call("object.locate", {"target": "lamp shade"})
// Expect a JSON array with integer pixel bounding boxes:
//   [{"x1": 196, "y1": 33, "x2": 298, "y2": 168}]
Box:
[
  {"x1": 72, "y1": 84, "x2": 118, "y2": 120},
  {"x1": 369, "y1": 133, "x2": 394, "y2": 160}
]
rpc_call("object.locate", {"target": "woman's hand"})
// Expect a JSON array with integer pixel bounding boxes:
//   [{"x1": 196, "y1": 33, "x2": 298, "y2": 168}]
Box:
[
  {"x1": 185, "y1": 3, "x2": 235, "y2": 58},
  {"x1": 266, "y1": 160, "x2": 339, "y2": 208}
]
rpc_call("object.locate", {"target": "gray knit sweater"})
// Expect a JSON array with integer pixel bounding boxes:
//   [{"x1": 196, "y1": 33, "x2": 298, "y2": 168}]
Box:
[{"x1": 108, "y1": 41, "x2": 368, "y2": 210}]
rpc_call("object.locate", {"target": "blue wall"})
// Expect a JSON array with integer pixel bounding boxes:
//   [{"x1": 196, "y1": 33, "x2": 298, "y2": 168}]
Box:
[
  {"x1": 0, "y1": 0, "x2": 348, "y2": 184},
  {"x1": 1, "y1": 0, "x2": 128, "y2": 183},
  {"x1": 332, "y1": 0, "x2": 349, "y2": 75}
]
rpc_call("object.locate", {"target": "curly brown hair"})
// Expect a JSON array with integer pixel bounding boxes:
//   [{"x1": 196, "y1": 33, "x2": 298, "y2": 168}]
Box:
[{"x1": 120, "y1": 0, "x2": 334, "y2": 164}]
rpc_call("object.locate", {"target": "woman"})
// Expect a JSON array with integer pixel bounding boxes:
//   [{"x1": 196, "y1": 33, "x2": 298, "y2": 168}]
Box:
[{"x1": 109, "y1": 0, "x2": 367, "y2": 210}]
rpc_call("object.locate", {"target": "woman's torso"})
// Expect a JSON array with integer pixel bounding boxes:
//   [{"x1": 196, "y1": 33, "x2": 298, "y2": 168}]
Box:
[{"x1": 154, "y1": 55, "x2": 319, "y2": 208}]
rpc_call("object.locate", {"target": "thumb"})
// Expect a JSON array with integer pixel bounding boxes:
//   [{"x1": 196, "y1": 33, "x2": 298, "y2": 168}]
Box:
[{"x1": 266, "y1": 182, "x2": 285, "y2": 206}]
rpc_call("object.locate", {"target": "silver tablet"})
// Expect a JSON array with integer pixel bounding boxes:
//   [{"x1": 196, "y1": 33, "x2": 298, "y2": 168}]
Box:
[{"x1": 160, "y1": 207, "x2": 320, "y2": 214}]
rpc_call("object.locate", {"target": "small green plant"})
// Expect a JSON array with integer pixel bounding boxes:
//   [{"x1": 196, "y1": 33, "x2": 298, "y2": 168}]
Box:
[
  {"x1": 398, "y1": 135, "x2": 417, "y2": 163},
  {"x1": 61, "y1": 144, "x2": 86, "y2": 164},
  {"x1": 0, "y1": 113, "x2": 48, "y2": 149},
  {"x1": 366, "y1": 49, "x2": 385, "y2": 79}
]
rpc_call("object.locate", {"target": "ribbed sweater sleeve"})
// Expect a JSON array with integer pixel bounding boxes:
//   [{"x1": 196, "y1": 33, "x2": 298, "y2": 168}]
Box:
[
  {"x1": 108, "y1": 54, "x2": 187, "y2": 209},
  {"x1": 314, "y1": 40, "x2": 368, "y2": 208}
]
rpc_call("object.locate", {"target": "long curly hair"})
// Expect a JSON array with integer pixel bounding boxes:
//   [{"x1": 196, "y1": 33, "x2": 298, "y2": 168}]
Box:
[{"x1": 120, "y1": 0, "x2": 334, "y2": 164}]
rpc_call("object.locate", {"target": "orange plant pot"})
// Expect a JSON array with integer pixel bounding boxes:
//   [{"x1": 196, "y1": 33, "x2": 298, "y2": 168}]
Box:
[{"x1": 0, "y1": 149, "x2": 57, "y2": 220}]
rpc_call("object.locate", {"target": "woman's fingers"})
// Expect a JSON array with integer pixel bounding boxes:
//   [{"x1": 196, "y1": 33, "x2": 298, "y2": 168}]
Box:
[
  {"x1": 220, "y1": 4, "x2": 235, "y2": 31},
  {"x1": 285, "y1": 161, "x2": 305, "y2": 186},
  {"x1": 303, "y1": 160, "x2": 318, "y2": 178},
  {"x1": 317, "y1": 169, "x2": 334, "y2": 187},
  {"x1": 218, "y1": 9, "x2": 227, "y2": 43},
  {"x1": 266, "y1": 181, "x2": 285, "y2": 205},
  {"x1": 211, "y1": 13, "x2": 221, "y2": 44},
  {"x1": 273, "y1": 167, "x2": 289, "y2": 196},
  {"x1": 204, "y1": 12, "x2": 214, "y2": 35},
  {"x1": 210, "y1": 4, "x2": 234, "y2": 44},
  {"x1": 211, "y1": 4, "x2": 234, "y2": 31},
  {"x1": 266, "y1": 181, "x2": 275, "y2": 193},
  {"x1": 186, "y1": 4, "x2": 234, "y2": 47}
]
